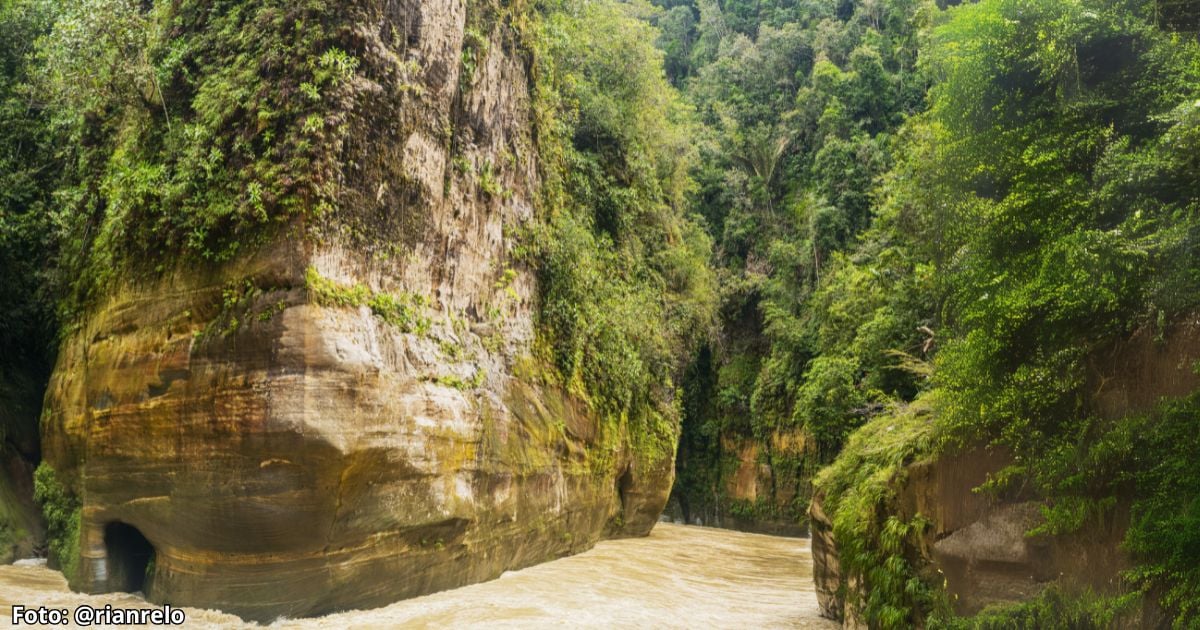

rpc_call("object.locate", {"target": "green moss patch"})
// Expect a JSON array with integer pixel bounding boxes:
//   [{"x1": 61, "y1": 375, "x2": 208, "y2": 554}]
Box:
[{"x1": 305, "y1": 267, "x2": 431, "y2": 335}]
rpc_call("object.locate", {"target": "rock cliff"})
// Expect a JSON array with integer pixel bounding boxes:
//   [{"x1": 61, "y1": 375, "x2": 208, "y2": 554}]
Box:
[
  {"x1": 811, "y1": 319, "x2": 1200, "y2": 625},
  {"x1": 669, "y1": 429, "x2": 809, "y2": 537},
  {"x1": 37, "y1": 0, "x2": 674, "y2": 621},
  {"x1": 811, "y1": 448, "x2": 1132, "y2": 624}
]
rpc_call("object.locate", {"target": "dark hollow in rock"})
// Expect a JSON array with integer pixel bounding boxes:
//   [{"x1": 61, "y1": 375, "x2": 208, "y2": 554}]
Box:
[{"x1": 103, "y1": 522, "x2": 155, "y2": 595}]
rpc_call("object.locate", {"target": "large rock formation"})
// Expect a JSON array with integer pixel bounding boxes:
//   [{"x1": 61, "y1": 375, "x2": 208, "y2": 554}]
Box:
[
  {"x1": 38, "y1": 0, "x2": 674, "y2": 621},
  {"x1": 669, "y1": 429, "x2": 809, "y2": 537},
  {"x1": 811, "y1": 319, "x2": 1200, "y2": 625},
  {"x1": 812, "y1": 448, "x2": 1129, "y2": 623}
]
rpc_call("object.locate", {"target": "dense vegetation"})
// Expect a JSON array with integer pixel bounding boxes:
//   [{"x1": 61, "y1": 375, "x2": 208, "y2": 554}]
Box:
[
  {"x1": 4, "y1": 0, "x2": 1200, "y2": 626},
  {"x1": 819, "y1": 0, "x2": 1200, "y2": 623},
  {"x1": 525, "y1": 0, "x2": 717, "y2": 460},
  {"x1": 0, "y1": 0, "x2": 58, "y2": 557},
  {"x1": 643, "y1": 0, "x2": 1200, "y2": 626},
  {"x1": 649, "y1": 0, "x2": 936, "y2": 527}
]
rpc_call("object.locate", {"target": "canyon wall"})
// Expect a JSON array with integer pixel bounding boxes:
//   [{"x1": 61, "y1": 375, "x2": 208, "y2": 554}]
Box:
[
  {"x1": 811, "y1": 318, "x2": 1200, "y2": 625},
  {"x1": 669, "y1": 429, "x2": 810, "y2": 537},
  {"x1": 37, "y1": 0, "x2": 675, "y2": 621}
]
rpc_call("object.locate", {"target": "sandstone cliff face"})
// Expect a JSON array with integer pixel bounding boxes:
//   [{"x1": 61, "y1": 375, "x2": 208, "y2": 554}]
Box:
[
  {"x1": 721, "y1": 432, "x2": 809, "y2": 536},
  {"x1": 808, "y1": 488, "x2": 844, "y2": 622},
  {"x1": 669, "y1": 430, "x2": 809, "y2": 537},
  {"x1": 811, "y1": 447, "x2": 1137, "y2": 625},
  {"x1": 811, "y1": 319, "x2": 1200, "y2": 624},
  {"x1": 38, "y1": 0, "x2": 673, "y2": 621}
]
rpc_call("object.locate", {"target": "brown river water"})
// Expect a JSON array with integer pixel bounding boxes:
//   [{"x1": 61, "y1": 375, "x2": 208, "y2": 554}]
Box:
[{"x1": 0, "y1": 523, "x2": 835, "y2": 628}]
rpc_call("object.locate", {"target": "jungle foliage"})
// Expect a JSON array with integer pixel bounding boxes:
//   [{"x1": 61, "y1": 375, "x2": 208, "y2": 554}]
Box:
[
  {"x1": 656, "y1": 0, "x2": 937, "y2": 527},
  {"x1": 524, "y1": 0, "x2": 718, "y2": 456},
  {"x1": 4, "y1": 0, "x2": 1200, "y2": 625},
  {"x1": 647, "y1": 0, "x2": 1200, "y2": 626},
  {"x1": 0, "y1": 0, "x2": 56, "y2": 369}
]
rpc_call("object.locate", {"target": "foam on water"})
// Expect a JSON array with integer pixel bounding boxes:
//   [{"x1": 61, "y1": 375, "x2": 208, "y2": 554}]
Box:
[{"x1": 0, "y1": 524, "x2": 835, "y2": 629}]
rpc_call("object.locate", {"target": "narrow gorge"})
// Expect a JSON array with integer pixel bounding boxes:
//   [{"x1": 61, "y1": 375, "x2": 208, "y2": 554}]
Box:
[{"x1": 3, "y1": 0, "x2": 1200, "y2": 627}]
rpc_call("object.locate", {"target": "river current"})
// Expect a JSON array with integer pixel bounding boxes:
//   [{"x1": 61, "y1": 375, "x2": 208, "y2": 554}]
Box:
[{"x1": 0, "y1": 523, "x2": 835, "y2": 628}]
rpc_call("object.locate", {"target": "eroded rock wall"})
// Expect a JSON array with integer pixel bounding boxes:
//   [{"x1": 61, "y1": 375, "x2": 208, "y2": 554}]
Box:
[
  {"x1": 811, "y1": 318, "x2": 1200, "y2": 624},
  {"x1": 668, "y1": 431, "x2": 809, "y2": 536},
  {"x1": 39, "y1": 0, "x2": 673, "y2": 621},
  {"x1": 811, "y1": 446, "x2": 1134, "y2": 624}
]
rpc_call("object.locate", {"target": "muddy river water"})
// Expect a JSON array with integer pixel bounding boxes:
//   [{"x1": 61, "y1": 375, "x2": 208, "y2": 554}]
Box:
[{"x1": 0, "y1": 523, "x2": 835, "y2": 628}]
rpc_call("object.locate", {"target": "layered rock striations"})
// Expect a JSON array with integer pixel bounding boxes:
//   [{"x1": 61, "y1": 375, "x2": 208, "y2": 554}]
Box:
[{"x1": 38, "y1": 0, "x2": 674, "y2": 621}]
